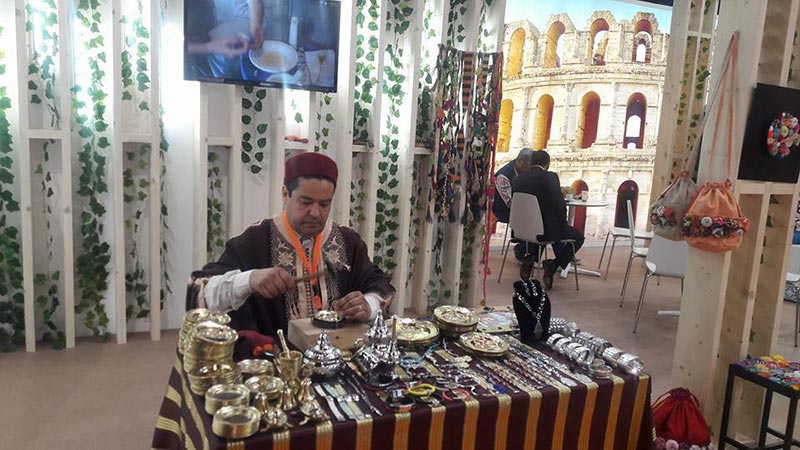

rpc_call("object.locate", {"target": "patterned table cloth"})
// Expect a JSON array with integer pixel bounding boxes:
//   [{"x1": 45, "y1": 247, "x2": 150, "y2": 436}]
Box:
[{"x1": 153, "y1": 339, "x2": 654, "y2": 450}]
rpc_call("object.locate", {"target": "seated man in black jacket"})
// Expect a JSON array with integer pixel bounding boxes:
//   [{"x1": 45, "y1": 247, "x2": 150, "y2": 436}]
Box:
[{"x1": 511, "y1": 150, "x2": 584, "y2": 289}]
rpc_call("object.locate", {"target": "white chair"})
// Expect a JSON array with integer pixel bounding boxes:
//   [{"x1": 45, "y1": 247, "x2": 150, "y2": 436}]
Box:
[
  {"x1": 598, "y1": 209, "x2": 653, "y2": 280},
  {"x1": 620, "y1": 200, "x2": 649, "y2": 302},
  {"x1": 631, "y1": 235, "x2": 688, "y2": 333},
  {"x1": 497, "y1": 193, "x2": 579, "y2": 290}
]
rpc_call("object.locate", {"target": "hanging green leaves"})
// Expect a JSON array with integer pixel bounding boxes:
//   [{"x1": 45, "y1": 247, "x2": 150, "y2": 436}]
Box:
[
  {"x1": 353, "y1": 0, "x2": 380, "y2": 144},
  {"x1": 349, "y1": 155, "x2": 367, "y2": 231},
  {"x1": 372, "y1": 0, "x2": 415, "y2": 274},
  {"x1": 241, "y1": 86, "x2": 268, "y2": 174},
  {"x1": 26, "y1": 0, "x2": 60, "y2": 128},
  {"x1": 121, "y1": 0, "x2": 150, "y2": 109},
  {"x1": 415, "y1": 0, "x2": 438, "y2": 144},
  {"x1": 74, "y1": 0, "x2": 112, "y2": 340},
  {"x1": 33, "y1": 140, "x2": 64, "y2": 349},
  {"x1": 446, "y1": 0, "x2": 469, "y2": 47},
  {"x1": 207, "y1": 149, "x2": 225, "y2": 262},
  {"x1": 314, "y1": 94, "x2": 334, "y2": 153},
  {"x1": 123, "y1": 144, "x2": 150, "y2": 320},
  {"x1": 0, "y1": 25, "x2": 26, "y2": 352},
  {"x1": 159, "y1": 115, "x2": 171, "y2": 308}
]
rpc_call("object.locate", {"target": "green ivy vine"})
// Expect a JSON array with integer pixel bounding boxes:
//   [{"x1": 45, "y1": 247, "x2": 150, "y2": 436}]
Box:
[
  {"x1": 289, "y1": 97, "x2": 303, "y2": 124},
  {"x1": 123, "y1": 144, "x2": 150, "y2": 320},
  {"x1": 349, "y1": 156, "x2": 366, "y2": 229},
  {"x1": 406, "y1": 157, "x2": 424, "y2": 285},
  {"x1": 159, "y1": 116, "x2": 171, "y2": 308},
  {"x1": 0, "y1": 25, "x2": 26, "y2": 352},
  {"x1": 207, "y1": 150, "x2": 225, "y2": 261},
  {"x1": 353, "y1": 0, "x2": 380, "y2": 144},
  {"x1": 476, "y1": 0, "x2": 493, "y2": 53},
  {"x1": 26, "y1": 0, "x2": 60, "y2": 127},
  {"x1": 33, "y1": 141, "x2": 64, "y2": 348},
  {"x1": 373, "y1": 0, "x2": 415, "y2": 274},
  {"x1": 74, "y1": 0, "x2": 112, "y2": 340},
  {"x1": 446, "y1": 0, "x2": 468, "y2": 47},
  {"x1": 121, "y1": 0, "x2": 151, "y2": 111},
  {"x1": 415, "y1": 0, "x2": 437, "y2": 144},
  {"x1": 314, "y1": 94, "x2": 334, "y2": 153},
  {"x1": 241, "y1": 86, "x2": 268, "y2": 174}
]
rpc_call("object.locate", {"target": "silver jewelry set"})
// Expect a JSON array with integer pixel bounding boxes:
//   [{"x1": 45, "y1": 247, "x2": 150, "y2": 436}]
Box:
[{"x1": 513, "y1": 280, "x2": 547, "y2": 340}]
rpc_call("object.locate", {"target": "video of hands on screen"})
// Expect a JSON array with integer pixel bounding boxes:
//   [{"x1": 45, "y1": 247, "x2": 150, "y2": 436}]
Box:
[{"x1": 184, "y1": 0, "x2": 340, "y2": 92}]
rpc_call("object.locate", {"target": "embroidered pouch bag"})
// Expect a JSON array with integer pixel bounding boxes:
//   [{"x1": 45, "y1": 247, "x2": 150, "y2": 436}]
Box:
[
  {"x1": 681, "y1": 33, "x2": 749, "y2": 252},
  {"x1": 650, "y1": 171, "x2": 699, "y2": 241},
  {"x1": 652, "y1": 388, "x2": 712, "y2": 448}
]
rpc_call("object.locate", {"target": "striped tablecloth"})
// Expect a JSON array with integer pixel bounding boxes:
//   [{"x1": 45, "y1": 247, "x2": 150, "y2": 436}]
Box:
[{"x1": 153, "y1": 341, "x2": 653, "y2": 450}]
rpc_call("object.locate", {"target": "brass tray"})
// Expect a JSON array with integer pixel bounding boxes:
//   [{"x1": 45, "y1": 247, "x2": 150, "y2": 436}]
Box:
[
  {"x1": 244, "y1": 375, "x2": 284, "y2": 401},
  {"x1": 312, "y1": 310, "x2": 346, "y2": 329},
  {"x1": 205, "y1": 383, "x2": 250, "y2": 415},
  {"x1": 433, "y1": 306, "x2": 479, "y2": 328},
  {"x1": 458, "y1": 332, "x2": 510, "y2": 358},
  {"x1": 389, "y1": 317, "x2": 440, "y2": 346},
  {"x1": 212, "y1": 405, "x2": 260, "y2": 439}
]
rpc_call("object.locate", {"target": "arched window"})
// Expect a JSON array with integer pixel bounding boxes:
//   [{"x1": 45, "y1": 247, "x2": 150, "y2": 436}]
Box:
[
  {"x1": 544, "y1": 22, "x2": 565, "y2": 68},
  {"x1": 507, "y1": 28, "x2": 525, "y2": 77},
  {"x1": 571, "y1": 179, "x2": 589, "y2": 233},
  {"x1": 533, "y1": 95, "x2": 554, "y2": 149},
  {"x1": 498, "y1": 99, "x2": 513, "y2": 153},
  {"x1": 587, "y1": 19, "x2": 609, "y2": 66},
  {"x1": 632, "y1": 20, "x2": 652, "y2": 63},
  {"x1": 614, "y1": 180, "x2": 639, "y2": 228},
  {"x1": 577, "y1": 92, "x2": 600, "y2": 149},
  {"x1": 624, "y1": 93, "x2": 646, "y2": 149}
]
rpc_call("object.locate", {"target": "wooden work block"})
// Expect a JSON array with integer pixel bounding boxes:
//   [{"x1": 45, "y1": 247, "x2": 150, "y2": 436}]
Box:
[{"x1": 287, "y1": 318, "x2": 370, "y2": 351}]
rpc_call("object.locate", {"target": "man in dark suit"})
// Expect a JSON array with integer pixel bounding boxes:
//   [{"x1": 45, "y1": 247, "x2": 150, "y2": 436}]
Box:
[{"x1": 512, "y1": 150, "x2": 584, "y2": 289}]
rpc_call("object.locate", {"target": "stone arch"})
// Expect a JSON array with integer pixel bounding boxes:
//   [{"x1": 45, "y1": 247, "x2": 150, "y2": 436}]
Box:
[
  {"x1": 587, "y1": 18, "x2": 610, "y2": 66},
  {"x1": 571, "y1": 179, "x2": 589, "y2": 232},
  {"x1": 624, "y1": 92, "x2": 647, "y2": 149},
  {"x1": 498, "y1": 99, "x2": 514, "y2": 153},
  {"x1": 632, "y1": 12, "x2": 659, "y2": 33},
  {"x1": 507, "y1": 28, "x2": 525, "y2": 77},
  {"x1": 533, "y1": 94, "x2": 554, "y2": 149},
  {"x1": 544, "y1": 21, "x2": 566, "y2": 68},
  {"x1": 614, "y1": 180, "x2": 640, "y2": 228},
  {"x1": 577, "y1": 91, "x2": 601, "y2": 149},
  {"x1": 632, "y1": 19, "x2": 653, "y2": 63}
]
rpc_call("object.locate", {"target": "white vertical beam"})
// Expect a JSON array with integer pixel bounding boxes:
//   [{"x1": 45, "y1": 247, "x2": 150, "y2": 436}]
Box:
[
  {"x1": 268, "y1": 89, "x2": 285, "y2": 217},
  {"x1": 411, "y1": 0, "x2": 450, "y2": 315},
  {"x1": 58, "y1": 0, "x2": 76, "y2": 348},
  {"x1": 390, "y1": 0, "x2": 425, "y2": 316},
  {"x1": 228, "y1": 86, "x2": 243, "y2": 236},
  {"x1": 360, "y1": 0, "x2": 388, "y2": 256},
  {"x1": 111, "y1": 0, "x2": 127, "y2": 344},
  {"x1": 333, "y1": 0, "x2": 357, "y2": 225},
  {"x1": 148, "y1": 0, "x2": 161, "y2": 340},
  {"x1": 194, "y1": 84, "x2": 209, "y2": 268},
  {"x1": 12, "y1": 0, "x2": 36, "y2": 352},
  {"x1": 307, "y1": 91, "x2": 319, "y2": 152}
]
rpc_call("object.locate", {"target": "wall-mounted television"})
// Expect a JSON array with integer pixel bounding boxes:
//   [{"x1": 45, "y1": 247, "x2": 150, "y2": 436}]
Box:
[{"x1": 184, "y1": 0, "x2": 341, "y2": 93}]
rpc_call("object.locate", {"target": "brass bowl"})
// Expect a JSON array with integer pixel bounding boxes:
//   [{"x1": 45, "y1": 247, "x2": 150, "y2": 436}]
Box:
[
  {"x1": 212, "y1": 405, "x2": 260, "y2": 439},
  {"x1": 238, "y1": 359, "x2": 275, "y2": 379},
  {"x1": 458, "y1": 331, "x2": 510, "y2": 358},
  {"x1": 188, "y1": 363, "x2": 242, "y2": 395},
  {"x1": 312, "y1": 310, "x2": 346, "y2": 329},
  {"x1": 244, "y1": 375, "x2": 284, "y2": 402},
  {"x1": 205, "y1": 383, "x2": 250, "y2": 415},
  {"x1": 433, "y1": 306, "x2": 479, "y2": 328},
  {"x1": 389, "y1": 317, "x2": 440, "y2": 346}
]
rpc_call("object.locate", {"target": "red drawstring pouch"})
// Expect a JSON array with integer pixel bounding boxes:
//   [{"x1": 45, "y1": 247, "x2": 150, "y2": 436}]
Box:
[{"x1": 652, "y1": 388, "x2": 711, "y2": 446}]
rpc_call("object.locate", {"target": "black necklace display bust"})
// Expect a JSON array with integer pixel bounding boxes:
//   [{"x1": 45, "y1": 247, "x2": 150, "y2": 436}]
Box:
[{"x1": 512, "y1": 279, "x2": 551, "y2": 344}]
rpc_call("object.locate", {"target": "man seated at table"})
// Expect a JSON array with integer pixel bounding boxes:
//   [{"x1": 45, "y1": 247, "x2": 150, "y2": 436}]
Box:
[
  {"x1": 193, "y1": 152, "x2": 395, "y2": 337},
  {"x1": 493, "y1": 148, "x2": 533, "y2": 263},
  {"x1": 512, "y1": 150, "x2": 585, "y2": 289}
]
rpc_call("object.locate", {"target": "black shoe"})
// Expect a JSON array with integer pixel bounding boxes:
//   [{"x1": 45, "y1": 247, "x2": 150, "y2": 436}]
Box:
[
  {"x1": 542, "y1": 259, "x2": 556, "y2": 290},
  {"x1": 519, "y1": 260, "x2": 534, "y2": 280}
]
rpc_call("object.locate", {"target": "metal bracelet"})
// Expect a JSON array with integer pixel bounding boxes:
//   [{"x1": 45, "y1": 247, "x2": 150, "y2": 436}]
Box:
[{"x1": 314, "y1": 384, "x2": 346, "y2": 421}]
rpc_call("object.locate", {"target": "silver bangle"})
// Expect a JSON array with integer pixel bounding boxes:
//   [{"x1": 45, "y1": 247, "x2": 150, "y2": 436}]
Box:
[
  {"x1": 573, "y1": 346, "x2": 594, "y2": 366},
  {"x1": 601, "y1": 347, "x2": 625, "y2": 367},
  {"x1": 554, "y1": 337, "x2": 573, "y2": 355},
  {"x1": 617, "y1": 353, "x2": 644, "y2": 375},
  {"x1": 564, "y1": 342, "x2": 582, "y2": 359},
  {"x1": 564, "y1": 322, "x2": 580, "y2": 337},
  {"x1": 588, "y1": 363, "x2": 613, "y2": 379},
  {"x1": 546, "y1": 333, "x2": 565, "y2": 349}
]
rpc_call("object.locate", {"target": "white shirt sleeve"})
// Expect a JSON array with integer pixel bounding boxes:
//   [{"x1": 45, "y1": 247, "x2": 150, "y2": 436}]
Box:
[
  {"x1": 363, "y1": 293, "x2": 384, "y2": 322},
  {"x1": 203, "y1": 269, "x2": 254, "y2": 313}
]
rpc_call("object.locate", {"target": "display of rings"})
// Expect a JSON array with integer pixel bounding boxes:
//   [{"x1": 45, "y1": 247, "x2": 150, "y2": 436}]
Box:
[
  {"x1": 546, "y1": 333, "x2": 566, "y2": 349},
  {"x1": 204, "y1": 383, "x2": 250, "y2": 415},
  {"x1": 601, "y1": 347, "x2": 626, "y2": 367},
  {"x1": 211, "y1": 405, "x2": 260, "y2": 439},
  {"x1": 588, "y1": 363, "x2": 613, "y2": 379},
  {"x1": 617, "y1": 353, "x2": 645, "y2": 375}
]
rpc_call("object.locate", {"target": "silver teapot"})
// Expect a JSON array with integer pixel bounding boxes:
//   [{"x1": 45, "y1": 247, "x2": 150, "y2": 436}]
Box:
[{"x1": 303, "y1": 332, "x2": 343, "y2": 377}]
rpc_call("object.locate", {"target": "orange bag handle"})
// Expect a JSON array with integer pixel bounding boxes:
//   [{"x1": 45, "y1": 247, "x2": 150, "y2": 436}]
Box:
[
  {"x1": 707, "y1": 32, "x2": 739, "y2": 180},
  {"x1": 682, "y1": 32, "x2": 739, "y2": 176}
]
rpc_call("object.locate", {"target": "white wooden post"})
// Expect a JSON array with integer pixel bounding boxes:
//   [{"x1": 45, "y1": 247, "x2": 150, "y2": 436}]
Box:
[
  {"x1": 11, "y1": 0, "x2": 36, "y2": 352},
  {"x1": 58, "y1": 0, "x2": 76, "y2": 348},
  {"x1": 111, "y1": 0, "x2": 127, "y2": 344},
  {"x1": 360, "y1": 0, "x2": 388, "y2": 257},
  {"x1": 333, "y1": 0, "x2": 357, "y2": 225},
  {"x1": 148, "y1": 0, "x2": 162, "y2": 340},
  {"x1": 228, "y1": 86, "x2": 243, "y2": 237},
  {"x1": 389, "y1": 0, "x2": 425, "y2": 316},
  {"x1": 194, "y1": 83, "x2": 209, "y2": 268},
  {"x1": 268, "y1": 89, "x2": 285, "y2": 217}
]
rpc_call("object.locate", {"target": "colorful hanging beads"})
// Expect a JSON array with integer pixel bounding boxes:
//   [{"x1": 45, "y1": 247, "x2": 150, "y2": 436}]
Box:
[{"x1": 739, "y1": 355, "x2": 800, "y2": 391}]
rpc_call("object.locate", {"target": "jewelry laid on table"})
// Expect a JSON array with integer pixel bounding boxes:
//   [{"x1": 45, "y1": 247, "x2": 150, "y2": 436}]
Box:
[
  {"x1": 313, "y1": 384, "x2": 346, "y2": 422},
  {"x1": 343, "y1": 372, "x2": 383, "y2": 417}
]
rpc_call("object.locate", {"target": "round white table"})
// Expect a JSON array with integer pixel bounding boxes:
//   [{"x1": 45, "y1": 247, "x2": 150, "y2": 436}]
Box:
[{"x1": 560, "y1": 200, "x2": 609, "y2": 278}]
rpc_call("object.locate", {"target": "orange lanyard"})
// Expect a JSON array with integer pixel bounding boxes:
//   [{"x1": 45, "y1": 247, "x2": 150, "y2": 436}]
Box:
[{"x1": 281, "y1": 211, "x2": 323, "y2": 311}]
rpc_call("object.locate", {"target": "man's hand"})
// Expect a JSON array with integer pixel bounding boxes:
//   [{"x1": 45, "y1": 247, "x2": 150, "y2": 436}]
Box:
[
  {"x1": 249, "y1": 268, "x2": 295, "y2": 299},
  {"x1": 205, "y1": 37, "x2": 250, "y2": 57},
  {"x1": 250, "y1": 25, "x2": 264, "y2": 48},
  {"x1": 333, "y1": 291, "x2": 371, "y2": 321}
]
